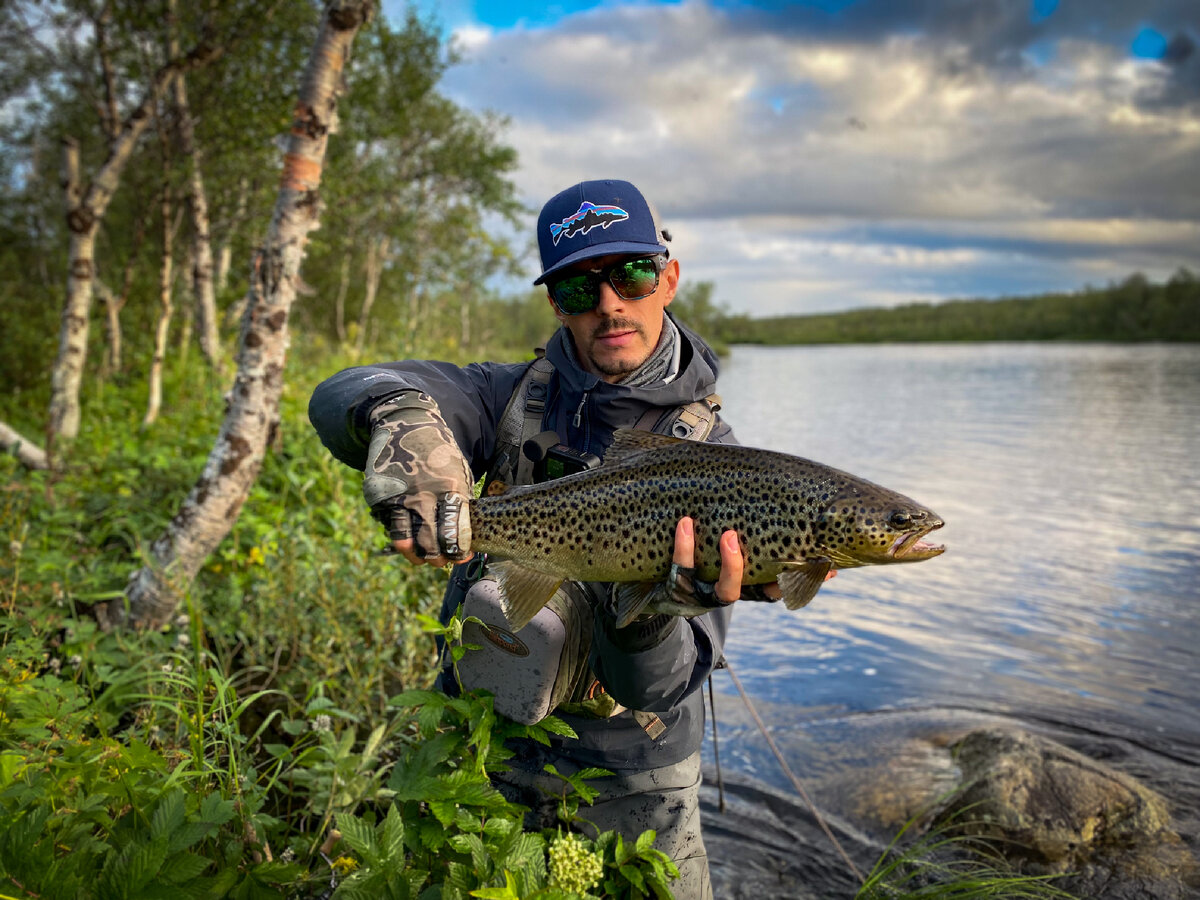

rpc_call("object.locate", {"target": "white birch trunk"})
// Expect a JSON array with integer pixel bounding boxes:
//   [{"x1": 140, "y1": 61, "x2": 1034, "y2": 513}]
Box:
[
  {"x1": 353, "y1": 234, "x2": 389, "y2": 357},
  {"x1": 99, "y1": 211, "x2": 148, "y2": 375},
  {"x1": 334, "y1": 250, "x2": 350, "y2": 343},
  {"x1": 47, "y1": 35, "x2": 225, "y2": 452},
  {"x1": 173, "y1": 74, "x2": 220, "y2": 367},
  {"x1": 216, "y1": 177, "x2": 250, "y2": 296},
  {"x1": 118, "y1": 0, "x2": 375, "y2": 630},
  {"x1": 178, "y1": 244, "x2": 195, "y2": 367},
  {"x1": 0, "y1": 420, "x2": 49, "y2": 470},
  {"x1": 144, "y1": 176, "x2": 175, "y2": 428},
  {"x1": 96, "y1": 279, "x2": 123, "y2": 376}
]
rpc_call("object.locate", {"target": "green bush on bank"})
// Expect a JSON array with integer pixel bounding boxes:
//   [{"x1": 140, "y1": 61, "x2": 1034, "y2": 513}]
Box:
[{"x1": 0, "y1": 345, "x2": 683, "y2": 898}]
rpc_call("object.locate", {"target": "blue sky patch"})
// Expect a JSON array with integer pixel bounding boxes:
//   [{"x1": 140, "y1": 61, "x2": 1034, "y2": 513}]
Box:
[{"x1": 1130, "y1": 27, "x2": 1168, "y2": 59}]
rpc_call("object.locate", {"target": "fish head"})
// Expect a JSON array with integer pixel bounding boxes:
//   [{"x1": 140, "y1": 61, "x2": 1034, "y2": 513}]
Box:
[{"x1": 817, "y1": 483, "x2": 946, "y2": 567}]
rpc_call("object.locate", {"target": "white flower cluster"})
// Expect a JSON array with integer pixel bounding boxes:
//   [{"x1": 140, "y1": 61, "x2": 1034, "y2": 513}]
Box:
[{"x1": 547, "y1": 833, "x2": 603, "y2": 896}]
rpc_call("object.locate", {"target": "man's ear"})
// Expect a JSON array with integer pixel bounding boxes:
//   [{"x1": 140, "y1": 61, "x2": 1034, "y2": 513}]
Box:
[
  {"x1": 660, "y1": 259, "x2": 681, "y2": 307},
  {"x1": 546, "y1": 290, "x2": 566, "y2": 322}
]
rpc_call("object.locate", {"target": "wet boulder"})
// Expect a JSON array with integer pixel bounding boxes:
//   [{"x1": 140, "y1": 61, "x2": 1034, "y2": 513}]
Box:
[{"x1": 938, "y1": 727, "x2": 1198, "y2": 899}]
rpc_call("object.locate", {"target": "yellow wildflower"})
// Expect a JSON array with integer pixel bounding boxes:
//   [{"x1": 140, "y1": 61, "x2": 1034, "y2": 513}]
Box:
[{"x1": 331, "y1": 855, "x2": 359, "y2": 875}]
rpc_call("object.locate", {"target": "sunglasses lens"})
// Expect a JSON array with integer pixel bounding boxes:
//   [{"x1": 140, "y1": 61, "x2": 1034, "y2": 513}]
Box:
[
  {"x1": 552, "y1": 275, "x2": 597, "y2": 315},
  {"x1": 549, "y1": 257, "x2": 663, "y2": 314},
  {"x1": 609, "y1": 259, "x2": 660, "y2": 299}
]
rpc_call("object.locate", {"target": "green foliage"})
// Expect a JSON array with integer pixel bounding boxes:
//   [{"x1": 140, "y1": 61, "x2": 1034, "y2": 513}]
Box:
[
  {"x1": 720, "y1": 270, "x2": 1200, "y2": 345},
  {"x1": 0, "y1": 354, "x2": 680, "y2": 896},
  {"x1": 668, "y1": 281, "x2": 731, "y2": 355}
]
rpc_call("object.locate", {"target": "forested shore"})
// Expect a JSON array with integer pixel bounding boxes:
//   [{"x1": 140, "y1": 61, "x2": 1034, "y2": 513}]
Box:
[{"x1": 711, "y1": 271, "x2": 1200, "y2": 346}]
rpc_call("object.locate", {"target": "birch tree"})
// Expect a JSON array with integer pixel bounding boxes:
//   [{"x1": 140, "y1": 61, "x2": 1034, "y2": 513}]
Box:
[
  {"x1": 144, "y1": 106, "x2": 178, "y2": 428},
  {"x1": 0, "y1": 421, "x2": 49, "y2": 470},
  {"x1": 166, "y1": 2, "x2": 220, "y2": 370},
  {"x1": 117, "y1": 0, "x2": 376, "y2": 630},
  {"x1": 47, "y1": 38, "x2": 224, "y2": 453}
]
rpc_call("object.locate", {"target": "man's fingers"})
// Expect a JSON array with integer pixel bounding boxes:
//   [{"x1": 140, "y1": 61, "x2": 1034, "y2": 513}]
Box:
[
  {"x1": 715, "y1": 530, "x2": 743, "y2": 604},
  {"x1": 673, "y1": 517, "x2": 695, "y2": 568},
  {"x1": 391, "y1": 538, "x2": 427, "y2": 566}
]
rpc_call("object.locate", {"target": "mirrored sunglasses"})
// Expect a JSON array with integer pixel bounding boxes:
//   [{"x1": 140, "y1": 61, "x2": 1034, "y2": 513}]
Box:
[{"x1": 548, "y1": 256, "x2": 667, "y2": 316}]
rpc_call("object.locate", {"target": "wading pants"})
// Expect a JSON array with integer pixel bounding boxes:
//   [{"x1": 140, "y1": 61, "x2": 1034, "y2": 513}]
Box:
[{"x1": 494, "y1": 748, "x2": 712, "y2": 900}]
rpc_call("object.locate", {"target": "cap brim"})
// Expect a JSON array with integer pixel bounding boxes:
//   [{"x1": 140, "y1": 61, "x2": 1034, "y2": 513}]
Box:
[{"x1": 533, "y1": 240, "x2": 669, "y2": 285}]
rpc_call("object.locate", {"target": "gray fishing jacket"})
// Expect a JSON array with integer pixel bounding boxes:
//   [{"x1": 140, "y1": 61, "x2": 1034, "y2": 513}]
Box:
[{"x1": 308, "y1": 312, "x2": 735, "y2": 771}]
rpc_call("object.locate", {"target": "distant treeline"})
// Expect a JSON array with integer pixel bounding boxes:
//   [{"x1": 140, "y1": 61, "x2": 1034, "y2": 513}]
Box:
[{"x1": 714, "y1": 270, "x2": 1200, "y2": 344}]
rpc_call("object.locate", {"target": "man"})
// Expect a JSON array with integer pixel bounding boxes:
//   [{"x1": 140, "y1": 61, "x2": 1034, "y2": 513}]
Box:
[{"x1": 309, "y1": 179, "x2": 761, "y2": 898}]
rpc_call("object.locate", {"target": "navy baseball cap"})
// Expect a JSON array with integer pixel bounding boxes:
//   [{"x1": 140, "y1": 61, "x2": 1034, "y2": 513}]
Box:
[{"x1": 533, "y1": 179, "x2": 670, "y2": 285}]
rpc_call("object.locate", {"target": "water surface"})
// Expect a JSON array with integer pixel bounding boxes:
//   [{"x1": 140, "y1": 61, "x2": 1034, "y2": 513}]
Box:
[{"x1": 700, "y1": 343, "x2": 1200, "y2": 892}]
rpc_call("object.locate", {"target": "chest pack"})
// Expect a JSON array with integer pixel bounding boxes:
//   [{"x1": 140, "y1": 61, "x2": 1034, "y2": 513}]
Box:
[{"x1": 455, "y1": 351, "x2": 721, "y2": 732}]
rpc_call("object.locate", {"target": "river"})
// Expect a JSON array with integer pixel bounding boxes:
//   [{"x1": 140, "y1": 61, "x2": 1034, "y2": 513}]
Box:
[{"x1": 697, "y1": 342, "x2": 1200, "y2": 897}]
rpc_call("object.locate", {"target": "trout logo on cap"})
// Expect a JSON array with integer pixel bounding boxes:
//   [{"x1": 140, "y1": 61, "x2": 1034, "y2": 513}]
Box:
[
  {"x1": 534, "y1": 179, "x2": 669, "y2": 285},
  {"x1": 548, "y1": 201, "x2": 629, "y2": 246}
]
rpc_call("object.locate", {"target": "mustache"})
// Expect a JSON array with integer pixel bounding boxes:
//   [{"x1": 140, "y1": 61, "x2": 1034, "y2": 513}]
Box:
[{"x1": 591, "y1": 318, "x2": 644, "y2": 340}]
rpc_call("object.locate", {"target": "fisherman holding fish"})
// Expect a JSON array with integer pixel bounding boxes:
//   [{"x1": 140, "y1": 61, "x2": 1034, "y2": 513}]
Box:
[
  {"x1": 310, "y1": 180, "x2": 945, "y2": 898},
  {"x1": 311, "y1": 179, "x2": 753, "y2": 898}
]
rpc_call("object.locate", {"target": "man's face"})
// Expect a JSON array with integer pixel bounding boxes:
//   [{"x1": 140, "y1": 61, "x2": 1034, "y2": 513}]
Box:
[{"x1": 547, "y1": 254, "x2": 680, "y2": 383}]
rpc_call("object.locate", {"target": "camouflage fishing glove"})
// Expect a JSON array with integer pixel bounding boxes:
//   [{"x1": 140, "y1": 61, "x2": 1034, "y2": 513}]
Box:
[
  {"x1": 661, "y1": 565, "x2": 777, "y2": 607},
  {"x1": 363, "y1": 391, "x2": 474, "y2": 560}
]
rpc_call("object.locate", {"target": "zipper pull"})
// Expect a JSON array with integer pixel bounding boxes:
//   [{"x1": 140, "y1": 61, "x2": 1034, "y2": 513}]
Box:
[{"x1": 572, "y1": 391, "x2": 589, "y2": 428}]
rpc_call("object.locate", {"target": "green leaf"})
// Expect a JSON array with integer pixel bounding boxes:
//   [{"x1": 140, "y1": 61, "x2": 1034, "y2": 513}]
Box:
[
  {"x1": 380, "y1": 804, "x2": 406, "y2": 861},
  {"x1": 469, "y1": 870, "x2": 520, "y2": 899},
  {"x1": 158, "y1": 850, "x2": 214, "y2": 884},
  {"x1": 619, "y1": 863, "x2": 646, "y2": 893},
  {"x1": 428, "y1": 800, "x2": 457, "y2": 826},
  {"x1": 128, "y1": 837, "x2": 170, "y2": 893},
  {"x1": 635, "y1": 830, "x2": 656, "y2": 855},
  {"x1": 199, "y1": 793, "x2": 236, "y2": 827},
  {"x1": 337, "y1": 812, "x2": 379, "y2": 862},
  {"x1": 166, "y1": 821, "x2": 216, "y2": 856},
  {"x1": 418, "y1": 817, "x2": 448, "y2": 851},
  {"x1": 151, "y1": 790, "x2": 186, "y2": 840},
  {"x1": 536, "y1": 716, "x2": 577, "y2": 739},
  {"x1": 389, "y1": 689, "x2": 446, "y2": 709},
  {"x1": 574, "y1": 767, "x2": 612, "y2": 781}
]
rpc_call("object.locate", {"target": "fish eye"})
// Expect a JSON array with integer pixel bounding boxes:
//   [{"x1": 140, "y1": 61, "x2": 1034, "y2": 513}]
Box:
[{"x1": 889, "y1": 511, "x2": 913, "y2": 528}]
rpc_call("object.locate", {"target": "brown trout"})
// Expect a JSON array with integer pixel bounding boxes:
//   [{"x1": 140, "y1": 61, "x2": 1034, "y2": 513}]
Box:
[{"x1": 467, "y1": 429, "x2": 945, "y2": 630}]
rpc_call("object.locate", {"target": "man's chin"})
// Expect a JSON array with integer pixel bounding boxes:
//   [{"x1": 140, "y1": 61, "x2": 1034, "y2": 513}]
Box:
[{"x1": 590, "y1": 352, "x2": 645, "y2": 380}]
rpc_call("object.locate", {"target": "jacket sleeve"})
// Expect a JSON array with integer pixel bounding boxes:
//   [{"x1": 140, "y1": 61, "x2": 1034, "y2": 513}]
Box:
[
  {"x1": 590, "y1": 602, "x2": 732, "y2": 713},
  {"x1": 307, "y1": 359, "x2": 529, "y2": 477}
]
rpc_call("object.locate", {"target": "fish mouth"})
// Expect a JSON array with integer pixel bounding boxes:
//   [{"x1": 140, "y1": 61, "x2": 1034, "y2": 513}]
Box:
[{"x1": 889, "y1": 521, "x2": 946, "y2": 560}]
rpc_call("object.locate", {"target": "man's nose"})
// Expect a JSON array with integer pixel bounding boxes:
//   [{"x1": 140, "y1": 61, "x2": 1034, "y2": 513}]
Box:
[{"x1": 594, "y1": 280, "x2": 625, "y2": 315}]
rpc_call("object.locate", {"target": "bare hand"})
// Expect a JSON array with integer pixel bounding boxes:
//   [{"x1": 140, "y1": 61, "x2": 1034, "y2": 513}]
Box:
[{"x1": 672, "y1": 517, "x2": 779, "y2": 604}]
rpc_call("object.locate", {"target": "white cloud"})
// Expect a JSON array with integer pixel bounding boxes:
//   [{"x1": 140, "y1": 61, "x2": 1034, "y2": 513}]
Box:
[{"x1": 438, "y1": 0, "x2": 1200, "y2": 314}]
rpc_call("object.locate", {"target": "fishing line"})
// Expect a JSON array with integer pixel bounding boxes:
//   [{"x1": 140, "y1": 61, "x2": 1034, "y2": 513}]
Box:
[
  {"x1": 723, "y1": 661, "x2": 865, "y2": 885},
  {"x1": 706, "y1": 674, "x2": 726, "y2": 813}
]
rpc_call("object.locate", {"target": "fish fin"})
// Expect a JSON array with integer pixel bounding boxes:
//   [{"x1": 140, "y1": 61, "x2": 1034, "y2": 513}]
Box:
[
  {"x1": 777, "y1": 558, "x2": 833, "y2": 610},
  {"x1": 485, "y1": 480, "x2": 510, "y2": 496},
  {"x1": 603, "y1": 428, "x2": 687, "y2": 466},
  {"x1": 487, "y1": 560, "x2": 563, "y2": 631},
  {"x1": 613, "y1": 581, "x2": 660, "y2": 629}
]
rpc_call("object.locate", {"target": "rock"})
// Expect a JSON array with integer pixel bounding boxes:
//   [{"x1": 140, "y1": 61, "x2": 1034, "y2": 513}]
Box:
[{"x1": 938, "y1": 727, "x2": 1199, "y2": 900}]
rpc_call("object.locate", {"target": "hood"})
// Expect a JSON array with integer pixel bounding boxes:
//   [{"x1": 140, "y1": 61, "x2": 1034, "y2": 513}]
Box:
[{"x1": 543, "y1": 311, "x2": 722, "y2": 455}]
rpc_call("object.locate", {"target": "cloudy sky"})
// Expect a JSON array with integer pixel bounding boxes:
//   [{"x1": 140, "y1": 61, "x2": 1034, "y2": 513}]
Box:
[{"x1": 384, "y1": 0, "x2": 1200, "y2": 316}]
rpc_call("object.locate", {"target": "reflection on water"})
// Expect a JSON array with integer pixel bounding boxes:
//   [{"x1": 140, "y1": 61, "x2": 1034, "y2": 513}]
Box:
[{"x1": 711, "y1": 342, "x2": 1200, "y2": 769}]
